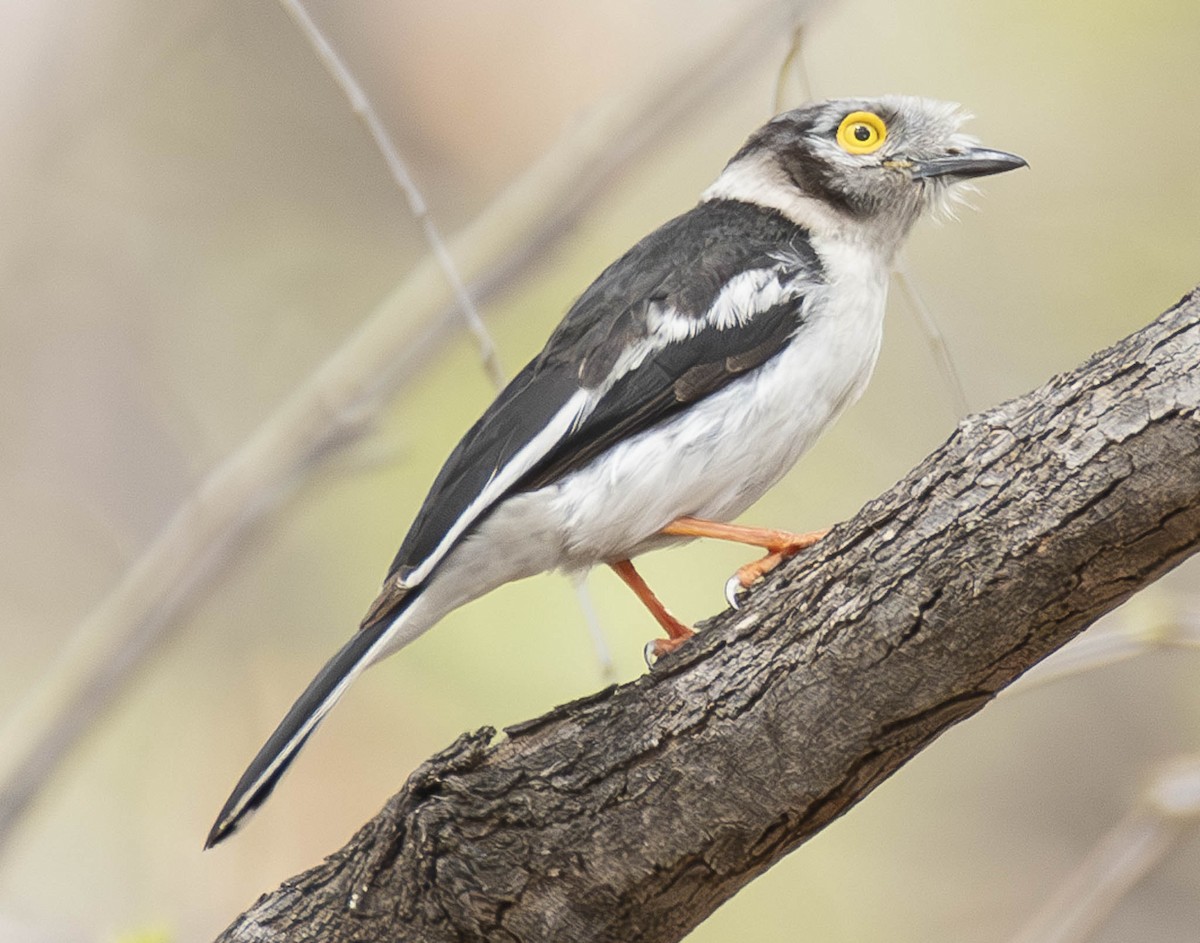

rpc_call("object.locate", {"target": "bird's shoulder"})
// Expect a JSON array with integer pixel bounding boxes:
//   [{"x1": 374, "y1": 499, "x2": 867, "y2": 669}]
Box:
[{"x1": 539, "y1": 198, "x2": 821, "y2": 386}]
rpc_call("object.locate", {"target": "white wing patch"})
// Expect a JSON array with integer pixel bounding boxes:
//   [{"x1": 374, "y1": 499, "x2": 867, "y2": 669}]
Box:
[
  {"x1": 400, "y1": 388, "x2": 593, "y2": 588},
  {"x1": 707, "y1": 265, "x2": 798, "y2": 329},
  {"x1": 593, "y1": 260, "x2": 809, "y2": 396}
]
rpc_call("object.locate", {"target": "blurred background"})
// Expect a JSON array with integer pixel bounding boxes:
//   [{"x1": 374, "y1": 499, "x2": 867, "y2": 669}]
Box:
[{"x1": 1, "y1": 0, "x2": 1198, "y2": 940}]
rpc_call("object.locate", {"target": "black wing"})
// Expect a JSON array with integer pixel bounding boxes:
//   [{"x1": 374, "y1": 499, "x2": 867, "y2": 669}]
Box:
[{"x1": 386, "y1": 198, "x2": 819, "y2": 586}]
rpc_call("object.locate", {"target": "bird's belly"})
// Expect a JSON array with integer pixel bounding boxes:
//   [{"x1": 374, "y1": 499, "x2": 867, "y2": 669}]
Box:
[{"x1": 545, "y1": 291, "x2": 886, "y2": 568}]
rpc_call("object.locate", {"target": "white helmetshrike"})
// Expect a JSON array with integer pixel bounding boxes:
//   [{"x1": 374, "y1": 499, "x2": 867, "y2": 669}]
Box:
[{"x1": 206, "y1": 95, "x2": 1025, "y2": 848}]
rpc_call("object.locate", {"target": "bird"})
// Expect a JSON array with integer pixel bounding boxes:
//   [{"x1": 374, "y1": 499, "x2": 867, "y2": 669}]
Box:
[{"x1": 206, "y1": 95, "x2": 1026, "y2": 848}]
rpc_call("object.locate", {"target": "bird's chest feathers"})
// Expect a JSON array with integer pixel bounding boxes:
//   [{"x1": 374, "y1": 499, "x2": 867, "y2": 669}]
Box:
[
  {"x1": 723, "y1": 237, "x2": 887, "y2": 496},
  {"x1": 796, "y1": 234, "x2": 890, "y2": 409}
]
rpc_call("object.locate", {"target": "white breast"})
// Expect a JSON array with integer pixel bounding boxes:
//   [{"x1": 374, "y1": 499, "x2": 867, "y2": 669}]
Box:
[{"x1": 540, "y1": 230, "x2": 890, "y2": 569}]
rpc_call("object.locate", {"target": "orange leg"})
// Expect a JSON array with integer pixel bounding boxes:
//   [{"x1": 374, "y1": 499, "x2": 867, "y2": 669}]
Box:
[
  {"x1": 662, "y1": 516, "x2": 829, "y2": 591},
  {"x1": 610, "y1": 559, "x2": 693, "y2": 659}
]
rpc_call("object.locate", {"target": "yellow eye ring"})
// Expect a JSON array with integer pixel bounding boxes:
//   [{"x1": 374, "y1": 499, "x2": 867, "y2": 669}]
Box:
[{"x1": 837, "y1": 111, "x2": 888, "y2": 155}]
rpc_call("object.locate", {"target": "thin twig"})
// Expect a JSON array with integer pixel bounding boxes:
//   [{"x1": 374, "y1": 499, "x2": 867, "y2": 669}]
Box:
[
  {"x1": 773, "y1": 21, "x2": 811, "y2": 111},
  {"x1": 1004, "y1": 609, "x2": 1200, "y2": 697},
  {"x1": 569, "y1": 572, "x2": 616, "y2": 682},
  {"x1": 893, "y1": 255, "x2": 971, "y2": 418},
  {"x1": 278, "y1": 0, "x2": 505, "y2": 390},
  {"x1": 0, "y1": 0, "x2": 810, "y2": 855},
  {"x1": 1008, "y1": 755, "x2": 1200, "y2": 943}
]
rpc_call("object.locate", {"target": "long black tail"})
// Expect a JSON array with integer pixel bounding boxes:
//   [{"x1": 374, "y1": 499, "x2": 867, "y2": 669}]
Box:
[{"x1": 204, "y1": 595, "x2": 414, "y2": 848}]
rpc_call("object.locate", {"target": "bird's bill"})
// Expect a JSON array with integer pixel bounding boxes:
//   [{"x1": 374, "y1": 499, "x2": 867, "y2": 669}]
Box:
[{"x1": 909, "y1": 147, "x2": 1028, "y2": 180}]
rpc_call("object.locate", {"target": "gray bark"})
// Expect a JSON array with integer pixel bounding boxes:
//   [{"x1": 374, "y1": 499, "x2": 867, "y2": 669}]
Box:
[{"x1": 216, "y1": 287, "x2": 1200, "y2": 943}]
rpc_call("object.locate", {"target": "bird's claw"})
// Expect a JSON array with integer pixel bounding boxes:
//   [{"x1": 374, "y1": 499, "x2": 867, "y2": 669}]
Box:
[
  {"x1": 725, "y1": 573, "x2": 747, "y2": 610},
  {"x1": 643, "y1": 635, "x2": 692, "y2": 667}
]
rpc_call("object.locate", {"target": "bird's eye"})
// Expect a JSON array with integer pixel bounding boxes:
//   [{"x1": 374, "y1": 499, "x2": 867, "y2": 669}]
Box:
[{"x1": 836, "y1": 111, "x2": 888, "y2": 155}]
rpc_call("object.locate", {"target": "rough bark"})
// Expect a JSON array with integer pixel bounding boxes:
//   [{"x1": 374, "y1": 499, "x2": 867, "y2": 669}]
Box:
[{"x1": 216, "y1": 288, "x2": 1200, "y2": 943}]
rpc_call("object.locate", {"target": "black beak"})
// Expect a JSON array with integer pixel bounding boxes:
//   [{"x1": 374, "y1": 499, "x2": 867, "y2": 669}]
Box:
[{"x1": 910, "y1": 147, "x2": 1028, "y2": 180}]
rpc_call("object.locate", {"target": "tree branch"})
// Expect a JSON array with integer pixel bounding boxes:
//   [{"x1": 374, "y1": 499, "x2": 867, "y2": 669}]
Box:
[{"x1": 216, "y1": 288, "x2": 1200, "y2": 943}]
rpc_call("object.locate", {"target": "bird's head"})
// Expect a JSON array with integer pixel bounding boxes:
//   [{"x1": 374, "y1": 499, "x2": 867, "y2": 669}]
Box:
[{"x1": 706, "y1": 96, "x2": 1026, "y2": 256}]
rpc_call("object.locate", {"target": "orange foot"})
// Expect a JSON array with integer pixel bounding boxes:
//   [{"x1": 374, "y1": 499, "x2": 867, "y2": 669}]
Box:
[
  {"x1": 610, "y1": 559, "x2": 694, "y2": 664},
  {"x1": 661, "y1": 516, "x2": 829, "y2": 608}
]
